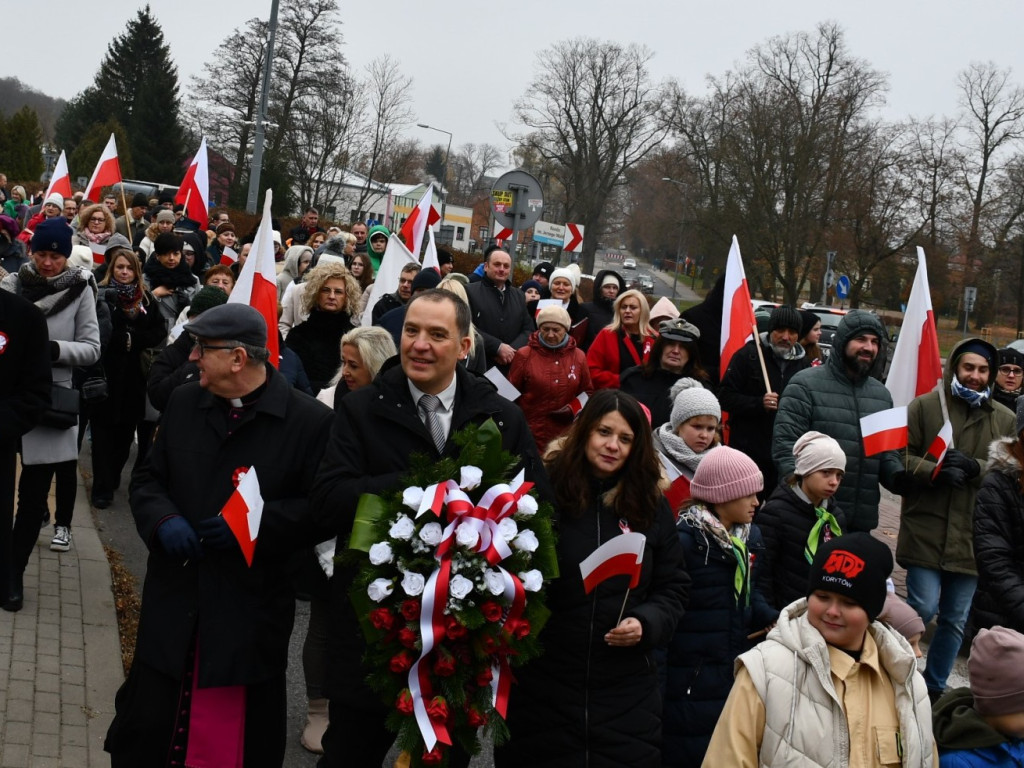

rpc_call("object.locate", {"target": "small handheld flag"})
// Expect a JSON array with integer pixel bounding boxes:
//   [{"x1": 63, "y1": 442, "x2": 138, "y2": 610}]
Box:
[
  {"x1": 579, "y1": 532, "x2": 646, "y2": 594},
  {"x1": 221, "y1": 467, "x2": 264, "y2": 567}
]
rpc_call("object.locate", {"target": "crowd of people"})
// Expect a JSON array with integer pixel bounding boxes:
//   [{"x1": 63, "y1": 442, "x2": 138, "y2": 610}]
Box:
[{"x1": 5, "y1": 178, "x2": 1024, "y2": 767}]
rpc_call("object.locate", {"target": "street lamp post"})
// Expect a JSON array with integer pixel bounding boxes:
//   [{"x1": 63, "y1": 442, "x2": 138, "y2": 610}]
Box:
[
  {"x1": 246, "y1": 0, "x2": 280, "y2": 214},
  {"x1": 417, "y1": 123, "x2": 453, "y2": 244},
  {"x1": 662, "y1": 177, "x2": 686, "y2": 299}
]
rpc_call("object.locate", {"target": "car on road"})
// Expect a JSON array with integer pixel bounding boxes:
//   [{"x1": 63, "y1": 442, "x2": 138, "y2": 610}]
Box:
[
  {"x1": 638, "y1": 273, "x2": 655, "y2": 293},
  {"x1": 623, "y1": 257, "x2": 637, "y2": 270}
]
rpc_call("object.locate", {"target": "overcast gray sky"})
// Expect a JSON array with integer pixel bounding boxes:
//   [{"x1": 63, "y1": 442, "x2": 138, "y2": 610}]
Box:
[{"x1": 13, "y1": 0, "x2": 1024, "y2": 154}]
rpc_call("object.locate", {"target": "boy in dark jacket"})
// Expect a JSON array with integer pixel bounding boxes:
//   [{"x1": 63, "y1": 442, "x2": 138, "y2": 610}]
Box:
[{"x1": 934, "y1": 626, "x2": 1024, "y2": 766}]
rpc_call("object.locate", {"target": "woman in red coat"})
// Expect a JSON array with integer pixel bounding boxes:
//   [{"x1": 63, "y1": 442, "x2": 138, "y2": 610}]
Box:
[
  {"x1": 510, "y1": 305, "x2": 593, "y2": 452},
  {"x1": 586, "y1": 289, "x2": 657, "y2": 389}
]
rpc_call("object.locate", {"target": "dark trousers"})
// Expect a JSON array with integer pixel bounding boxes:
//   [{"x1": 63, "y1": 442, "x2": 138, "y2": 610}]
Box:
[
  {"x1": 106, "y1": 660, "x2": 287, "y2": 768},
  {"x1": 0, "y1": 442, "x2": 16, "y2": 597},
  {"x1": 13, "y1": 460, "x2": 76, "y2": 570},
  {"x1": 90, "y1": 417, "x2": 137, "y2": 498}
]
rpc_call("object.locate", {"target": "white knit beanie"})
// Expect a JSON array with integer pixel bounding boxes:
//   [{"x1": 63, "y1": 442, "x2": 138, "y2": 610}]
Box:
[
  {"x1": 793, "y1": 431, "x2": 846, "y2": 476},
  {"x1": 669, "y1": 378, "x2": 721, "y2": 431},
  {"x1": 549, "y1": 267, "x2": 577, "y2": 290}
]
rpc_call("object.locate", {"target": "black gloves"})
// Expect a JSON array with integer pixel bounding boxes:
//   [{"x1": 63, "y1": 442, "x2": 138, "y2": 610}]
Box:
[
  {"x1": 156, "y1": 516, "x2": 201, "y2": 560},
  {"x1": 50, "y1": 341, "x2": 60, "y2": 361},
  {"x1": 942, "y1": 449, "x2": 980, "y2": 479},
  {"x1": 934, "y1": 466, "x2": 968, "y2": 488},
  {"x1": 195, "y1": 516, "x2": 235, "y2": 551},
  {"x1": 888, "y1": 470, "x2": 917, "y2": 496}
]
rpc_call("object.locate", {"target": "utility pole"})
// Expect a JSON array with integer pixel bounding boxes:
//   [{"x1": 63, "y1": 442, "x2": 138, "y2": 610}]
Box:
[{"x1": 246, "y1": 0, "x2": 279, "y2": 214}]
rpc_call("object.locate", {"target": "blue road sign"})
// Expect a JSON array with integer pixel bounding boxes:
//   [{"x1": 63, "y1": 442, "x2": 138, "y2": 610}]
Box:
[{"x1": 835, "y1": 274, "x2": 850, "y2": 299}]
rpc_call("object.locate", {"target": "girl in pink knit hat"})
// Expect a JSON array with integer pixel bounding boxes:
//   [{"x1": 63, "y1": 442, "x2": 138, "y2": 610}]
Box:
[{"x1": 662, "y1": 446, "x2": 779, "y2": 767}]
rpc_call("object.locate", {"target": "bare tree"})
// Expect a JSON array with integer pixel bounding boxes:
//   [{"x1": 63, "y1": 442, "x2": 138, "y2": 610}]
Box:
[
  {"x1": 353, "y1": 55, "x2": 414, "y2": 213},
  {"x1": 371, "y1": 136, "x2": 423, "y2": 187},
  {"x1": 905, "y1": 117, "x2": 962, "y2": 251},
  {"x1": 510, "y1": 39, "x2": 667, "y2": 274},
  {"x1": 956, "y1": 62, "x2": 1024, "y2": 252}
]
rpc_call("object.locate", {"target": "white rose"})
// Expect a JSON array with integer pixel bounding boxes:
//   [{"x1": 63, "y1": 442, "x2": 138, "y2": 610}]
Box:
[
  {"x1": 483, "y1": 569, "x2": 507, "y2": 596},
  {"x1": 513, "y1": 530, "x2": 539, "y2": 553},
  {"x1": 496, "y1": 518, "x2": 518, "y2": 542},
  {"x1": 367, "y1": 578, "x2": 394, "y2": 602},
  {"x1": 518, "y1": 569, "x2": 544, "y2": 592},
  {"x1": 455, "y1": 522, "x2": 480, "y2": 549},
  {"x1": 389, "y1": 515, "x2": 415, "y2": 540},
  {"x1": 459, "y1": 466, "x2": 483, "y2": 490},
  {"x1": 402, "y1": 486, "x2": 425, "y2": 511},
  {"x1": 401, "y1": 571, "x2": 425, "y2": 597},
  {"x1": 449, "y1": 574, "x2": 474, "y2": 600},
  {"x1": 516, "y1": 495, "x2": 538, "y2": 517},
  {"x1": 368, "y1": 542, "x2": 394, "y2": 565},
  {"x1": 419, "y1": 522, "x2": 443, "y2": 546}
]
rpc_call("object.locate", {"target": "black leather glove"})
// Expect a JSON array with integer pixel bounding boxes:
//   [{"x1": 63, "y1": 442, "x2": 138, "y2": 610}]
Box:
[
  {"x1": 50, "y1": 341, "x2": 60, "y2": 361},
  {"x1": 888, "y1": 470, "x2": 917, "y2": 496},
  {"x1": 196, "y1": 516, "x2": 236, "y2": 551},
  {"x1": 943, "y1": 449, "x2": 980, "y2": 479},
  {"x1": 156, "y1": 516, "x2": 202, "y2": 560},
  {"x1": 934, "y1": 465, "x2": 968, "y2": 488}
]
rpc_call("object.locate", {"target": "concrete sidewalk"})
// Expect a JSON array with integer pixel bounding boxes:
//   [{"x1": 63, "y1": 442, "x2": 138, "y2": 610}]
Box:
[{"x1": 0, "y1": 472, "x2": 122, "y2": 768}]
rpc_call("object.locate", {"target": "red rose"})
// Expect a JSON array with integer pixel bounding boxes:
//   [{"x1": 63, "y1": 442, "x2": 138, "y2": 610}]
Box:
[
  {"x1": 427, "y1": 696, "x2": 449, "y2": 722},
  {"x1": 389, "y1": 651, "x2": 413, "y2": 674},
  {"x1": 396, "y1": 689, "x2": 414, "y2": 715},
  {"x1": 398, "y1": 626, "x2": 418, "y2": 649},
  {"x1": 480, "y1": 634, "x2": 501, "y2": 654},
  {"x1": 445, "y1": 616, "x2": 468, "y2": 641},
  {"x1": 512, "y1": 618, "x2": 531, "y2": 640},
  {"x1": 434, "y1": 653, "x2": 457, "y2": 677},
  {"x1": 480, "y1": 601, "x2": 503, "y2": 623},
  {"x1": 466, "y1": 707, "x2": 489, "y2": 728},
  {"x1": 422, "y1": 747, "x2": 444, "y2": 766},
  {"x1": 454, "y1": 644, "x2": 472, "y2": 664},
  {"x1": 400, "y1": 599, "x2": 421, "y2": 621},
  {"x1": 370, "y1": 608, "x2": 394, "y2": 631},
  {"x1": 475, "y1": 667, "x2": 493, "y2": 687}
]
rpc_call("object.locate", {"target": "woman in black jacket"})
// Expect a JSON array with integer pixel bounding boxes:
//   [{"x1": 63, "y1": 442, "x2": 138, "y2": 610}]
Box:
[
  {"x1": 495, "y1": 390, "x2": 689, "y2": 768},
  {"x1": 285, "y1": 263, "x2": 359, "y2": 394},
  {"x1": 90, "y1": 247, "x2": 167, "y2": 508},
  {"x1": 973, "y1": 432, "x2": 1024, "y2": 632}
]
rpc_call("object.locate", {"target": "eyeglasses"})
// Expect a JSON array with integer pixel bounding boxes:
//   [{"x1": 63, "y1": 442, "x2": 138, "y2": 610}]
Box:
[
  {"x1": 89, "y1": 216, "x2": 106, "y2": 223},
  {"x1": 319, "y1": 287, "x2": 346, "y2": 296},
  {"x1": 192, "y1": 340, "x2": 237, "y2": 357},
  {"x1": 999, "y1": 366, "x2": 1024, "y2": 376}
]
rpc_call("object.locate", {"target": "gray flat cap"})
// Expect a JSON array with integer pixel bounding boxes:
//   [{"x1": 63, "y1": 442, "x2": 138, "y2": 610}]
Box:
[{"x1": 182, "y1": 303, "x2": 267, "y2": 347}]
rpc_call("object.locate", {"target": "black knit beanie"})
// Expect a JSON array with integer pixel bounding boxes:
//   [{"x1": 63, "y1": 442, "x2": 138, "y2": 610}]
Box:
[
  {"x1": 807, "y1": 532, "x2": 893, "y2": 622},
  {"x1": 770, "y1": 305, "x2": 803, "y2": 333}
]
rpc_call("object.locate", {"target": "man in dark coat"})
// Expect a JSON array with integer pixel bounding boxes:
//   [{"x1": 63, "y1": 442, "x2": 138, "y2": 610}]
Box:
[
  {"x1": 719, "y1": 305, "x2": 810, "y2": 494},
  {"x1": 105, "y1": 304, "x2": 334, "y2": 767},
  {"x1": 311, "y1": 288, "x2": 552, "y2": 768},
  {"x1": 579, "y1": 268, "x2": 625, "y2": 350},
  {"x1": 465, "y1": 248, "x2": 533, "y2": 369},
  {"x1": 0, "y1": 291, "x2": 50, "y2": 610}
]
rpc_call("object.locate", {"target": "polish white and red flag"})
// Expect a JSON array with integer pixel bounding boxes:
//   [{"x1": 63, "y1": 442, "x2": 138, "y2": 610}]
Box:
[
  {"x1": 861, "y1": 247, "x2": 948, "y2": 455},
  {"x1": 860, "y1": 407, "x2": 909, "y2": 456},
  {"x1": 926, "y1": 418, "x2": 955, "y2": 480},
  {"x1": 219, "y1": 246, "x2": 238, "y2": 267},
  {"x1": 175, "y1": 137, "x2": 209, "y2": 226},
  {"x1": 399, "y1": 186, "x2": 440, "y2": 257},
  {"x1": 44, "y1": 150, "x2": 72, "y2": 200},
  {"x1": 719, "y1": 235, "x2": 758, "y2": 378},
  {"x1": 228, "y1": 190, "x2": 280, "y2": 368},
  {"x1": 420, "y1": 226, "x2": 440, "y2": 274},
  {"x1": 580, "y1": 532, "x2": 646, "y2": 594},
  {"x1": 361, "y1": 233, "x2": 415, "y2": 326},
  {"x1": 658, "y1": 454, "x2": 693, "y2": 518},
  {"x1": 82, "y1": 133, "x2": 122, "y2": 203},
  {"x1": 221, "y1": 467, "x2": 264, "y2": 567}
]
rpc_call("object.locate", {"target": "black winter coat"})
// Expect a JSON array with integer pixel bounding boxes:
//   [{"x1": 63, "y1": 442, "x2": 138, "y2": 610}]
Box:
[
  {"x1": 310, "y1": 360, "x2": 553, "y2": 709},
  {"x1": 91, "y1": 288, "x2": 166, "y2": 425},
  {"x1": 465, "y1": 276, "x2": 534, "y2": 362},
  {"x1": 578, "y1": 268, "x2": 625, "y2": 351},
  {"x1": 0, "y1": 290, "x2": 50, "y2": 446},
  {"x1": 284, "y1": 308, "x2": 353, "y2": 393},
  {"x1": 129, "y1": 367, "x2": 334, "y2": 687},
  {"x1": 620, "y1": 365, "x2": 712, "y2": 429},
  {"x1": 756, "y1": 483, "x2": 847, "y2": 610},
  {"x1": 662, "y1": 516, "x2": 777, "y2": 768},
  {"x1": 496, "y1": 493, "x2": 689, "y2": 768},
  {"x1": 973, "y1": 436, "x2": 1024, "y2": 632},
  {"x1": 719, "y1": 335, "x2": 810, "y2": 489},
  {"x1": 146, "y1": 331, "x2": 196, "y2": 412}
]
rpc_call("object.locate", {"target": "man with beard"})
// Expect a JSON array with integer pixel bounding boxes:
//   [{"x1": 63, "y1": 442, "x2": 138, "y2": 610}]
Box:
[
  {"x1": 719, "y1": 305, "x2": 811, "y2": 494},
  {"x1": 773, "y1": 310, "x2": 905, "y2": 532}
]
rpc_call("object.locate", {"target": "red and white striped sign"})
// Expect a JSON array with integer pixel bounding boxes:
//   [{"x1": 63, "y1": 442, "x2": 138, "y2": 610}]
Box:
[{"x1": 563, "y1": 223, "x2": 584, "y2": 252}]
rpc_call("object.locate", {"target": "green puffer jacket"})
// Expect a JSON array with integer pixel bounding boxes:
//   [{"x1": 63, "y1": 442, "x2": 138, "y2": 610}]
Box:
[
  {"x1": 772, "y1": 310, "x2": 902, "y2": 532},
  {"x1": 895, "y1": 338, "x2": 1016, "y2": 575}
]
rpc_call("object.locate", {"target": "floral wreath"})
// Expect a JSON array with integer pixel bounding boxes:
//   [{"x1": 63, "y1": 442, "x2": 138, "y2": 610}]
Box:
[{"x1": 345, "y1": 419, "x2": 557, "y2": 766}]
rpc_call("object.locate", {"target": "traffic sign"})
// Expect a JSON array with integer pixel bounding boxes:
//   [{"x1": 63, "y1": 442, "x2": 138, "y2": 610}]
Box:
[
  {"x1": 824, "y1": 269, "x2": 835, "y2": 287},
  {"x1": 835, "y1": 274, "x2": 850, "y2": 299},
  {"x1": 490, "y1": 169, "x2": 544, "y2": 231},
  {"x1": 492, "y1": 220, "x2": 513, "y2": 241},
  {"x1": 533, "y1": 220, "x2": 565, "y2": 246},
  {"x1": 563, "y1": 223, "x2": 584, "y2": 253}
]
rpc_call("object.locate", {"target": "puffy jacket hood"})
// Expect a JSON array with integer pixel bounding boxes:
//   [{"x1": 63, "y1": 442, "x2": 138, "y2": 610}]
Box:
[
  {"x1": 932, "y1": 687, "x2": 1009, "y2": 752},
  {"x1": 986, "y1": 435, "x2": 1021, "y2": 478},
  {"x1": 367, "y1": 224, "x2": 390, "y2": 241},
  {"x1": 827, "y1": 310, "x2": 887, "y2": 380},
  {"x1": 591, "y1": 269, "x2": 625, "y2": 309}
]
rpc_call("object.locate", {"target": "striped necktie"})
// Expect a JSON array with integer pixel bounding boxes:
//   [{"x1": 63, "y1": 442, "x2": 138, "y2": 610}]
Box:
[{"x1": 417, "y1": 394, "x2": 446, "y2": 453}]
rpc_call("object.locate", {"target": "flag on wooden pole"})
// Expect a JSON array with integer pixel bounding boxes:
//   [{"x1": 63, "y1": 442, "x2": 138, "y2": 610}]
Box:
[
  {"x1": 175, "y1": 137, "x2": 209, "y2": 226},
  {"x1": 399, "y1": 186, "x2": 440, "y2": 257},
  {"x1": 719, "y1": 236, "x2": 758, "y2": 378},
  {"x1": 44, "y1": 150, "x2": 72, "y2": 200},
  {"x1": 228, "y1": 190, "x2": 280, "y2": 368},
  {"x1": 82, "y1": 134, "x2": 122, "y2": 203}
]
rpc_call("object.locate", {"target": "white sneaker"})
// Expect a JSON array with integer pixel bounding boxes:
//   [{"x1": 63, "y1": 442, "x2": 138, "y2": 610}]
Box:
[{"x1": 50, "y1": 526, "x2": 71, "y2": 552}]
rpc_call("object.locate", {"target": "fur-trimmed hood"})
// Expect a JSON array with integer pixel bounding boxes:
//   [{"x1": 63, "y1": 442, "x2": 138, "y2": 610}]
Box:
[{"x1": 986, "y1": 435, "x2": 1022, "y2": 478}]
